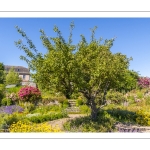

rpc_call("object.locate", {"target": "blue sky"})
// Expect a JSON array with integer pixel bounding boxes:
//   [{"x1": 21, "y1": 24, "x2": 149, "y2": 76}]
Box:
[{"x1": 0, "y1": 18, "x2": 150, "y2": 77}]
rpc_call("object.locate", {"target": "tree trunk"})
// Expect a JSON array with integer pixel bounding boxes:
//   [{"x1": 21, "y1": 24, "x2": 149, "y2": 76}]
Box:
[{"x1": 90, "y1": 97, "x2": 98, "y2": 121}]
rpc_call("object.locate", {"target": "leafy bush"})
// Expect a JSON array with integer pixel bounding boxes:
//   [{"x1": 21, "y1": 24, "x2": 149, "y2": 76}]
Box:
[
  {"x1": 19, "y1": 102, "x2": 35, "y2": 113},
  {"x1": 63, "y1": 100, "x2": 69, "y2": 108},
  {"x1": 6, "y1": 86, "x2": 22, "y2": 94},
  {"x1": 27, "y1": 112, "x2": 68, "y2": 123},
  {"x1": 6, "y1": 93, "x2": 19, "y2": 103},
  {"x1": 136, "y1": 109, "x2": 150, "y2": 126},
  {"x1": 0, "y1": 112, "x2": 26, "y2": 131},
  {"x1": 63, "y1": 110, "x2": 116, "y2": 132},
  {"x1": 31, "y1": 105, "x2": 63, "y2": 114},
  {"x1": 9, "y1": 121, "x2": 61, "y2": 132},
  {"x1": 0, "y1": 84, "x2": 5, "y2": 101},
  {"x1": 41, "y1": 96, "x2": 66, "y2": 105},
  {"x1": 1, "y1": 98, "x2": 12, "y2": 106},
  {"x1": 106, "y1": 90, "x2": 127, "y2": 104},
  {"x1": 79, "y1": 105, "x2": 91, "y2": 114},
  {"x1": 76, "y1": 99, "x2": 83, "y2": 106},
  {"x1": 106, "y1": 109, "x2": 137, "y2": 123},
  {"x1": 18, "y1": 86, "x2": 41, "y2": 104}
]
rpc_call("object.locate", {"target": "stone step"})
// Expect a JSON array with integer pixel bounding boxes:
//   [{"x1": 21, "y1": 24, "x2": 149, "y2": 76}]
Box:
[{"x1": 65, "y1": 107, "x2": 80, "y2": 112}]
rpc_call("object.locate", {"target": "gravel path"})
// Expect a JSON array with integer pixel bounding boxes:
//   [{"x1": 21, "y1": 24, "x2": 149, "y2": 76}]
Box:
[{"x1": 47, "y1": 114, "x2": 87, "y2": 130}]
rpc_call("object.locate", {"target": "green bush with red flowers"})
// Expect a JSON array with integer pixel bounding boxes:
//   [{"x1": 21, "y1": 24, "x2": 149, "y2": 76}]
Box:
[{"x1": 18, "y1": 86, "x2": 41, "y2": 104}]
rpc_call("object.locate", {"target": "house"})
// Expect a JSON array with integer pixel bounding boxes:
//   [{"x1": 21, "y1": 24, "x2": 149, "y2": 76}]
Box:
[{"x1": 4, "y1": 65, "x2": 30, "y2": 85}]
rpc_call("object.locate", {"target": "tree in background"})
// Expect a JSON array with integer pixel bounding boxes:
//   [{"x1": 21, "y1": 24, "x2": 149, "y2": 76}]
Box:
[
  {"x1": 115, "y1": 70, "x2": 139, "y2": 93},
  {"x1": 15, "y1": 23, "x2": 76, "y2": 99},
  {"x1": 15, "y1": 23, "x2": 135, "y2": 120},
  {"x1": 0, "y1": 62, "x2": 5, "y2": 84},
  {"x1": 5, "y1": 67, "x2": 22, "y2": 85}
]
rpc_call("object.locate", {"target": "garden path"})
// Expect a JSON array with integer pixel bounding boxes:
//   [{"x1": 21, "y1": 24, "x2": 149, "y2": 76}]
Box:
[{"x1": 47, "y1": 114, "x2": 87, "y2": 130}]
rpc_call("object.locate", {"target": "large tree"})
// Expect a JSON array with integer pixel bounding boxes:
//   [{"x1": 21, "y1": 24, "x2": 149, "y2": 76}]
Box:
[
  {"x1": 15, "y1": 23, "x2": 134, "y2": 120},
  {"x1": 74, "y1": 28, "x2": 131, "y2": 119}
]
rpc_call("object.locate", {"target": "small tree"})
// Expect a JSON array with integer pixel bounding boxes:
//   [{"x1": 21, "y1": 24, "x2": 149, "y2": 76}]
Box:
[
  {"x1": 6, "y1": 67, "x2": 22, "y2": 85},
  {"x1": 0, "y1": 62, "x2": 5, "y2": 84}
]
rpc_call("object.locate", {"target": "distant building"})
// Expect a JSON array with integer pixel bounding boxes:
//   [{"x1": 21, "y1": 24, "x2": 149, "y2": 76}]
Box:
[{"x1": 4, "y1": 65, "x2": 30, "y2": 85}]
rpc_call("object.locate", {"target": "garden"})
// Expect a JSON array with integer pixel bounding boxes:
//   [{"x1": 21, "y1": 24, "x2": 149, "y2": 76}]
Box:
[{"x1": 1, "y1": 23, "x2": 150, "y2": 133}]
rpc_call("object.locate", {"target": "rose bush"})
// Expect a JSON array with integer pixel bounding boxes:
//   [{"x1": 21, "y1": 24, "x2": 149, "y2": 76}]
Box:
[
  {"x1": 138, "y1": 77, "x2": 150, "y2": 89},
  {"x1": 18, "y1": 86, "x2": 41, "y2": 105}
]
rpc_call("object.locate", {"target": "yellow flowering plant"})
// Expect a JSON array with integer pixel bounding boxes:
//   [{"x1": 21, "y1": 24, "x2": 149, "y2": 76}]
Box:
[{"x1": 9, "y1": 121, "x2": 61, "y2": 132}]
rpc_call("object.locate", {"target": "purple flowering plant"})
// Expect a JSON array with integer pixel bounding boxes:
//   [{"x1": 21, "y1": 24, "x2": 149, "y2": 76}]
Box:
[
  {"x1": 0, "y1": 105, "x2": 24, "y2": 114},
  {"x1": 138, "y1": 77, "x2": 150, "y2": 89}
]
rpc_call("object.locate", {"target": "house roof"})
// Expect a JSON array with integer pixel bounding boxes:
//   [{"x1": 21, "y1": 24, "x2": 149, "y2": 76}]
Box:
[{"x1": 4, "y1": 65, "x2": 30, "y2": 75}]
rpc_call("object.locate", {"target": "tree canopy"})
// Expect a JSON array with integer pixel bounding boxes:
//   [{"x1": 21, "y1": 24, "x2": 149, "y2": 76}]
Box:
[{"x1": 15, "y1": 23, "x2": 137, "y2": 120}]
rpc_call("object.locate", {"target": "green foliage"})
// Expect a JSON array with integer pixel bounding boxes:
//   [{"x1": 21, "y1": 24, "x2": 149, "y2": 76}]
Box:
[
  {"x1": 0, "y1": 63, "x2": 5, "y2": 84},
  {"x1": 19, "y1": 102, "x2": 35, "y2": 113},
  {"x1": 63, "y1": 110, "x2": 116, "y2": 132},
  {"x1": 5, "y1": 67, "x2": 22, "y2": 85},
  {"x1": 107, "y1": 109, "x2": 137, "y2": 123},
  {"x1": 27, "y1": 112, "x2": 68, "y2": 123},
  {"x1": 76, "y1": 99, "x2": 83, "y2": 106},
  {"x1": 31, "y1": 105, "x2": 64, "y2": 114},
  {"x1": 6, "y1": 86, "x2": 22, "y2": 94},
  {"x1": 41, "y1": 96, "x2": 66, "y2": 105},
  {"x1": 0, "y1": 84, "x2": 5, "y2": 102},
  {"x1": 115, "y1": 70, "x2": 139, "y2": 92},
  {"x1": 0, "y1": 113, "x2": 26, "y2": 130},
  {"x1": 63, "y1": 100, "x2": 69, "y2": 108},
  {"x1": 1, "y1": 98, "x2": 12, "y2": 106},
  {"x1": 136, "y1": 109, "x2": 150, "y2": 126},
  {"x1": 106, "y1": 90, "x2": 127, "y2": 104},
  {"x1": 79, "y1": 105, "x2": 91, "y2": 114}
]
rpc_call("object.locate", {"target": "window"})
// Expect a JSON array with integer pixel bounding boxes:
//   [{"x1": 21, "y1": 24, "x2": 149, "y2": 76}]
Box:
[
  {"x1": 18, "y1": 69, "x2": 19, "y2": 72},
  {"x1": 23, "y1": 75, "x2": 26, "y2": 79}
]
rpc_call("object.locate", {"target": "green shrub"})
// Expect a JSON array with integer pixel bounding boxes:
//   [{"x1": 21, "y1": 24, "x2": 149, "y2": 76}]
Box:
[
  {"x1": 136, "y1": 109, "x2": 150, "y2": 126},
  {"x1": 106, "y1": 109, "x2": 137, "y2": 123},
  {"x1": 145, "y1": 96, "x2": 150, "y2": 105},
  {"x1": 1, "y1": 98, "x2": 12, "y2": 106},
  {"x1": 0, "y1": 84, "x2": 5, "y2": 101},
  {"x1": 0, "y1": 113, "x2": 26, "y2": 131},
  {"x1": 106, "y1": 90, "x2": 127, "y2": 104},
  {"x1": 19, "y1": 102, "x2": 35, "y2": 113},
  {"x1": 76, "y1": 99, "x2": 83, "y2": 106},
  {"x1": 41, "y1": 96, "x2": 66, "y2": 105},
  {"x1": 27, "y1": 112, "x2": 68, "y2": 123},
  {"x1": 31, "y1": 105, "x2": 63, "y2": 114},
  {"x1": 6, "y1": 86, "x2": 22, "y2": 94},
  {"x1": 63, "y1": 110, "x2": 116, "y2": 132},
  {"x1": 63, "y1": 100, "x2": 69, "y2": 108},
  {"x1": 79, "y1": 105, "x2": 91, "y2": 114}
]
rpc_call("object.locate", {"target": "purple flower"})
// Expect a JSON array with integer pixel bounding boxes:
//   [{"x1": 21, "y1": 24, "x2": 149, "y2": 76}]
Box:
[{"x1": 0, "y1": 105, "x2": 24, "y2": 114}]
